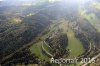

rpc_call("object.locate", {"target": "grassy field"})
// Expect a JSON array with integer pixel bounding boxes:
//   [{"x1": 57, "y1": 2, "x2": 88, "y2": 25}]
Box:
[
  {"x1": 67, "y1": 28, "x2": 85, "y2": 58},
  {"x1": 58, "y1": 19, "x2": 85, "y2": 58},
  {"x1": 30, "y1": 41, "x2": 49, "y2": 60}
]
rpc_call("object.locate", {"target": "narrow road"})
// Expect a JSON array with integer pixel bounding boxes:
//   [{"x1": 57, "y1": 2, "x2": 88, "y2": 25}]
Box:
[
  {"x1": 44, "y1": 41, "x2": 52, "y2": 50},
  {"x1": 42, "y1": 43, "x2": 53, "y2": 57},
  {"x1": 82, "y1": 53, "x2": 100, "y2": 66}
]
